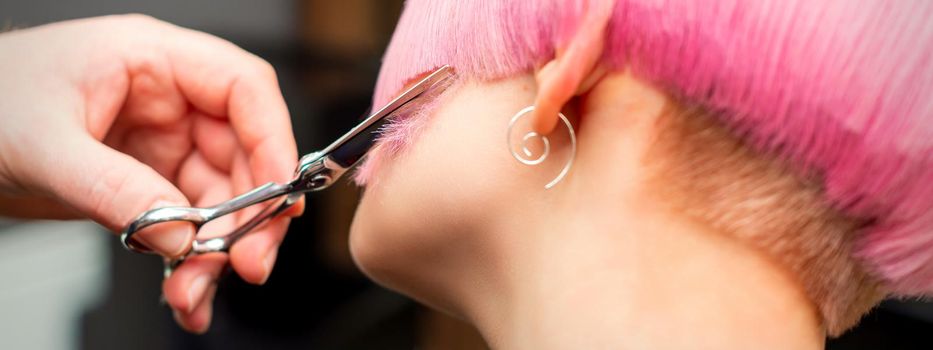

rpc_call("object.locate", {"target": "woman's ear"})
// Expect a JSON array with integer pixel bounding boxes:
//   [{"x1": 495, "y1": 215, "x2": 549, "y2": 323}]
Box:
[{"x1": 532, "y1": 1, "x2": 612, "y2": 135}]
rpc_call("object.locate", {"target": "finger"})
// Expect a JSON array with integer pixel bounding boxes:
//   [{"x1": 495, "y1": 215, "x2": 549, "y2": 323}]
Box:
[
  {"x1": 191, "y1": 114, "x2": 303, "y2": 218},
  {"x1": 229, "y1": 217, "x2": 290, "y2": 285},
  {"x1": 163, "y1": 177, "x2": 235, "y2": 315},
  {"x1": 166, "y1": 29, "x2": 303, "y2": 219},
  {"x1": 192, "y1": 111, "x2": 238, "y2": 173},
  {"x1": 101, "y1": 122, "x2": 193, "y2": 185},
  {"x1": 176, "y1": 151, "x2": 229, "y2": 204},
  {"x1": 163, "y1": 252, "x2": 226, "y2": 315},
  {"x1": 25, "y1": 134, "x2": 194, "y2": 257},
  {"x1": 166, "y1": 30, "x2": 308, "y2": 222},
  {"x1": 227, "y1": 150, "x2": 290, "y2": 285},
  {"x1": 173, "y1": 283, "x2": 217, "y2": 334},
  {"x1": 164, "y1": 28, "x2": 298, "y2": 187}
]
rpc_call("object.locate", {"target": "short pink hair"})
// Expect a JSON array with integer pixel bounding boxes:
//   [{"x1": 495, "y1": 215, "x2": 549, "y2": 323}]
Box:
[{"x1": 369, "y1": 0, "x2": 933, "y2": 297}]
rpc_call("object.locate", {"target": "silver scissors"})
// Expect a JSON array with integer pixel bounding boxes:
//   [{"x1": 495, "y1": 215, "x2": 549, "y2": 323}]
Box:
[{"x1": 121, "y1": 65, "x2": 456, "y2": 277}]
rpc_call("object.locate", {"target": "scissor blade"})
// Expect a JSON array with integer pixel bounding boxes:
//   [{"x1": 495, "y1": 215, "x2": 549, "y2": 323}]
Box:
[
  {"x1": 327, "y1": 108, "x2": 388, "y2": 168},
  {"x1": 323, "y1": 66, "x2": 456, "y2": 168}
]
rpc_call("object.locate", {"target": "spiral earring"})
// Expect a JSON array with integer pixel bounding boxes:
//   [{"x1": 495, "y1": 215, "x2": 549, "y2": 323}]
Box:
[{"x1": 506, "y1": 106, "x2": 576, "y2": 189}]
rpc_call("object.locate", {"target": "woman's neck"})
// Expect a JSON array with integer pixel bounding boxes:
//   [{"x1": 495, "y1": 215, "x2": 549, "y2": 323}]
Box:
[
  {"x1": 464, "y1": 73, "x2": 825, "y2": 349},
  {"x1": 474, "y1": 207, "x2": 825, "y2": 349}
]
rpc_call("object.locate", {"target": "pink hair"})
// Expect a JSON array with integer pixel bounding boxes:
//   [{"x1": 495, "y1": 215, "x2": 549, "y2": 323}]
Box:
[{"x1": 363, "y1": 0, "x2": 933, "y2": 296}]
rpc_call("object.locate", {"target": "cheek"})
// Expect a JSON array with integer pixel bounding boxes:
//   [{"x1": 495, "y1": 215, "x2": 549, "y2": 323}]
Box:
[
  {"x1": 350, "y1": 100, "x2": 502, "y2": 284},
  {"x1": 348, "y1": 77, "x2": 537, "y2": 299}
]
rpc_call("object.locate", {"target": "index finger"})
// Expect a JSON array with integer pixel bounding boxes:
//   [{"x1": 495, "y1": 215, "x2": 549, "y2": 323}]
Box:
[{"x1": 161, "y1": 26, "x2": 299, "y2": 189}]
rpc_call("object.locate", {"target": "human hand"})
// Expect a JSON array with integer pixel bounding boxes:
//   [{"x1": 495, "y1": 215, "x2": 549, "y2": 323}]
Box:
[{"x1": 0, "y1": 14, "x2": 303, "y2": 333}]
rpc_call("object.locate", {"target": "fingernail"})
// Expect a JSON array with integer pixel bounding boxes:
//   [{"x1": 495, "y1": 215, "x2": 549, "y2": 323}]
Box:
[
  {"x1": 260, "y1": 246, "x2": 278, "y2": 284},
  {"x1": 172, "y1": 309, "x2": 185, "y2": 330},
  {"x1": 172, "y1": 308, "x2": 200, "y2": 334},
  {"x1": 138, "y1": 200, "x2": 194, "y2": 257},
  {"x1": 186, "y1": 274, "x2": 211, "y2": 313},
  {"x1": 194, "y1": 285, "x2": 217, "y2": 335},
  {"x1": 289, "y1": 200, "x2": 305, "y2": 217}
]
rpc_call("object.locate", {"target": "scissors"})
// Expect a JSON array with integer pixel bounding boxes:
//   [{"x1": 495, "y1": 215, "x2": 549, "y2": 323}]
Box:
[{"x1": 121, "y1": 65, "x2": 456, "y2": 278}]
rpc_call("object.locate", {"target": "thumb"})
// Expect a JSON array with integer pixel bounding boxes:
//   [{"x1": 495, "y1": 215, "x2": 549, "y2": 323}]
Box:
[{"x1": 31, "y1": 135, "x2": 195, "y2": 257}]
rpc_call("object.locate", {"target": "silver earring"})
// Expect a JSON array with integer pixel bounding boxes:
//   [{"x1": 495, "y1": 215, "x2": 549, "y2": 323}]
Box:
[{"x1": 506, "y1": 106, "x2": 576, "y2": 189}]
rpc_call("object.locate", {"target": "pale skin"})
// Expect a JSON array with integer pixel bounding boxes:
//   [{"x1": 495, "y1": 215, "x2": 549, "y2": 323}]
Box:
[
  {"x1": 353, "y1": 7, "x2": 825, "y2": 347},
  {"x1": 0, "y1": 14, "x2": 826, "y2": 345},
  {"x1": 351, "y1": 71, "x2": 825, "y2": 350},
  {"x1": 0, "y1": 15, "x2": 302, "y2": 333},
  {"x1": 351, "y1": 36, "x2": 826, "y2": 348}
]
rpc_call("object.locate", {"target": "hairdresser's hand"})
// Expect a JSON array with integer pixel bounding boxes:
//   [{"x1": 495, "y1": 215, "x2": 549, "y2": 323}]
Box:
[{"x1": 0, "y1": 15, "x2": 303, "y2": 332}]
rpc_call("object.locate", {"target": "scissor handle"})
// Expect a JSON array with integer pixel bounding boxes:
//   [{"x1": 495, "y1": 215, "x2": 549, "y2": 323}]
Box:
[{"x1": 121, "y1": 181, "x2": 293, "y2": 255}]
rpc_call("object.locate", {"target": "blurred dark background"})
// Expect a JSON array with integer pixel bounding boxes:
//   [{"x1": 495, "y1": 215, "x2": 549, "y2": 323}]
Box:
[{"x1": 0, "y1": 1, "x2": 930, "y2": 349}]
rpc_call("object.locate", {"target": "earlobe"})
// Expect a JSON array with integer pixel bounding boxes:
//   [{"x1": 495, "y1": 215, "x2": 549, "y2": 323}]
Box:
[{"x1": 531, "y1": 0, "x2": 612, "y2": 135}]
